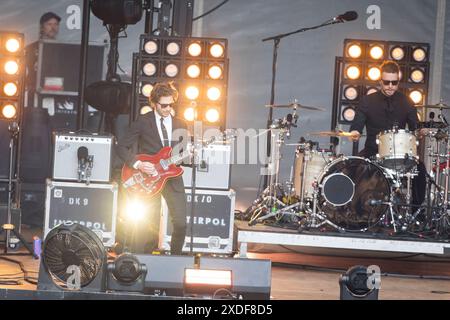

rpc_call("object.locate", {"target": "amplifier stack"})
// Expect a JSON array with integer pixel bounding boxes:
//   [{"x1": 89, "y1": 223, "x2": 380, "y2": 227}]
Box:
[{"x1": 46, "y1": 132, "x2": 117, "y2": 247}]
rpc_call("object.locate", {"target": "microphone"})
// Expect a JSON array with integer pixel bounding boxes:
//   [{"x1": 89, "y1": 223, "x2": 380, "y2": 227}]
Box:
[
  {"x1": 369, "y1": 199, "x2": 383, "y2": 206},
  {"x1": 333, "y1": 11, "x2": 358, "y2": 22},
  {"x1": 438, "y1": 113, "x2": 449, "y2": 125},
  {"x1": 77, "y1": 146, "x2": 89, "y2": 182},
  {"x1": 77, "y1": 146, "x2": 88, "y2": 163},
  {"x1": 285, "y1": 113, "x2": 294, "y2": 138},
  {"x1": 286, "y1": 113, "x2": 293, "y2": 124}
]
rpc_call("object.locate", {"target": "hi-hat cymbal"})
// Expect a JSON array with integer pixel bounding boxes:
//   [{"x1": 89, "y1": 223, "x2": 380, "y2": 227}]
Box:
[
  {"x1": 308, "y1": 130, "x2": 354, "y2": 137},
  {"x1": 419, "y1": 102, "x2": 450, "y2": 110},
  {"x1": 265, "y1": 103, "x2": 325, "y2": 111}
]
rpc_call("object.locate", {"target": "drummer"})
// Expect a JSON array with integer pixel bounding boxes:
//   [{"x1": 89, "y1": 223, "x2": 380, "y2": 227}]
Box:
[{"x1": 348, "y1": 60, "x2": 426, "y2": 206}]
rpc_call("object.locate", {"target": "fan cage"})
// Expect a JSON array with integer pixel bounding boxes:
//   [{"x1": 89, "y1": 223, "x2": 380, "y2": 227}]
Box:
[{"x1": 42, "y1": 223, "x2": 106, "y2": 289}]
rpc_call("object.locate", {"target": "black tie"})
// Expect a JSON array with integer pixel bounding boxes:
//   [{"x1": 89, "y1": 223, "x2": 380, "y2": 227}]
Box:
[
  {"x1": 160, "y1": 117, "x2": 169, "y2": 147},
  {"x1": 385, "y1": 96, "x2": 395, "y2": 128}
]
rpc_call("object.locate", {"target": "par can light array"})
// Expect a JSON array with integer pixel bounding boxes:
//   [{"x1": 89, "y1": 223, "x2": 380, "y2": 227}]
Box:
[
  {"x1": 335, "y1": 39, "x2": 430, "y2": 125},
  {"x1": 0, "y1": 31, "x2": 24, "y2": 121},
  {"x1": 132, "y1": 35, "x2": 229, "y2": 128}
]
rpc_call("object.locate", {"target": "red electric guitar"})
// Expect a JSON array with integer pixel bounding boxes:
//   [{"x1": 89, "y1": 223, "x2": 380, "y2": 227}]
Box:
[{"x1": 121, "y1": 130, "x2": 235, "y2": 198}]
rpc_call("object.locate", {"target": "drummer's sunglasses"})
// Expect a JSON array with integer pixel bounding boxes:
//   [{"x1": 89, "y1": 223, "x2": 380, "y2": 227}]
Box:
[{"x1": 381, "y1": 80, "x2": 399, "y2": 86}]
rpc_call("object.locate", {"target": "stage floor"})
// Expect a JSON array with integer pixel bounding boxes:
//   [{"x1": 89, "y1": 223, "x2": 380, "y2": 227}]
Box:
[
  {"x1": 0, "y1": 251, "x2": 448, "y2": 300},
  {"x1": 0, "y1": 224, "x2": 448, "y2": 300}
]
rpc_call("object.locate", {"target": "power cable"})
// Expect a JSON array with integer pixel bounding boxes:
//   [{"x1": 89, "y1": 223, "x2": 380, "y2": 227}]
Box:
[{"x1": 192, "y1": 0, "x2": 229, "y2": 21}]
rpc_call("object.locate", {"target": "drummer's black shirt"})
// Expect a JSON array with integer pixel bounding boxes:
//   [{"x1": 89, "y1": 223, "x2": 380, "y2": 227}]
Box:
[{"x1": 350, "y1": 90, "x2": 418, "y2": 158}]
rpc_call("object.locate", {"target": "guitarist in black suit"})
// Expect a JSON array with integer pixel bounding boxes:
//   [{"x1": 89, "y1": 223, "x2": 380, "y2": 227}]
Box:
[{"x1": 117, "y1": 82, "x2": 189, "y2": 255}]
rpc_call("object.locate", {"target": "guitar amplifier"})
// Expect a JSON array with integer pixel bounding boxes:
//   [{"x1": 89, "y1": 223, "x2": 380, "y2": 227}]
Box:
[
  {"x1": 159, "y1": 189, "x2": 235, "y2": 254},
  {"x1": 44, "y1": 179, "x2": 118, "y2": 247},
  {"x1": 182, "y1": 143, "x2": 232, "y2": 190},
  {"x1": 52, "y1": 132, "x2": 114, "y2": 183}
]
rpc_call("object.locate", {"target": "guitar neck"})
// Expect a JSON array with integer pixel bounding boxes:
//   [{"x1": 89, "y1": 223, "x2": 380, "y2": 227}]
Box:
[{"x1": 165, "y1": 131, "x2": 236, "y2": 166}]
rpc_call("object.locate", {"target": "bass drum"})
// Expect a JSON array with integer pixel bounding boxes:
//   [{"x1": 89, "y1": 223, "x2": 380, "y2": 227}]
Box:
[{"x1": 317, "y1": 157, "x2": 391, "y2": 231}]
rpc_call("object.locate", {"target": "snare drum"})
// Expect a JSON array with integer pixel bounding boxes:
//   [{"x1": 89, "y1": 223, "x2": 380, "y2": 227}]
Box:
[
  {"x1": 294, "y1": 150, "x2": 332, "y2": 199},
  {"x1": 376, "y1": 129, "x2": 418, "y2": 171}
]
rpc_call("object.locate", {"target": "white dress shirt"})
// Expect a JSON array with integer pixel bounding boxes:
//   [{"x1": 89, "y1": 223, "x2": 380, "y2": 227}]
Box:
[
  {"x1": 133, "y1": 112, "x2": 173, "y2": 169},
  {"x1": 155, "y1": 111, "x2": 172, "y2": 147}
]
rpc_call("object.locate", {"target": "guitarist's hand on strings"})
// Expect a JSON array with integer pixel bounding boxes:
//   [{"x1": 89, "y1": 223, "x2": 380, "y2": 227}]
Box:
[{"x1": 138, "y1": 161, "x2": 158, "y2": 177}]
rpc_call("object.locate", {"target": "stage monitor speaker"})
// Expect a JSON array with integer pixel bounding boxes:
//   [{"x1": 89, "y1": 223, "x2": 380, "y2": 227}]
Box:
[{"x1": 135, "y1": 254, "x2": 271, "y2": 299}]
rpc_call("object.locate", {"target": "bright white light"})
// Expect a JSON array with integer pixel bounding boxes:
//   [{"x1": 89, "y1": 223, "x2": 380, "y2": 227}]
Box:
[{"x1": 126, "y1": 200, "x2": 146, "y2": 222}]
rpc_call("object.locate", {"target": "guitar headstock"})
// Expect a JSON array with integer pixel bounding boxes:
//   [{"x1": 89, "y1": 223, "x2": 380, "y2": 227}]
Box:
[
  {"x1": 223, "y1": 128, "x2": 237, "y2": 142},
  {"x1": 202, "y1": 129, "x2": 237, "y2": 146}
]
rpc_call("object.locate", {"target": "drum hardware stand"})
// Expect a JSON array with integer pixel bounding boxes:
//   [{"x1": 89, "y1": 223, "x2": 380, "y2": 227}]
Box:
[
  {"x1": 297, "y1": 186, "x2": 345, "y2": 232},
  {"x1": 249, "y1": 115, "x2": 299, "y2": 226}
]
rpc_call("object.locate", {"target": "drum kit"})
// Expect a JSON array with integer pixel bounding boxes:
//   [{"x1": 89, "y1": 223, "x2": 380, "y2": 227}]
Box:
[{"x1": 247, "y1": 101, "x2": 450, "y2": 239}]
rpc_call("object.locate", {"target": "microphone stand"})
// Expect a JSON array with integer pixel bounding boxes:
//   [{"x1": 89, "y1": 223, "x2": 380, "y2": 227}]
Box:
[
  {"x1": 261, "y1": 17, "x2": 348, "y2": 190},
  {"x1": 1, "y1": 122, "x2": 38, "y2": 258},
  {"x1": 189, "y1": 118, "x2": 202, "y2": 255}
]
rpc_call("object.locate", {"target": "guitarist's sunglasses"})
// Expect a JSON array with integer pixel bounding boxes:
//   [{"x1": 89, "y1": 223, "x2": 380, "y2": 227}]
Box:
[{"x1": 158, "y1": 103, "x2": 174, "y2": 109}]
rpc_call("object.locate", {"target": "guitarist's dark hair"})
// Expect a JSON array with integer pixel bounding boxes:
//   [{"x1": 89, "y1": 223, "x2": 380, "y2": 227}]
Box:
[{"x1": 150, "y1": 81, "x2": 179, "y2": 105}]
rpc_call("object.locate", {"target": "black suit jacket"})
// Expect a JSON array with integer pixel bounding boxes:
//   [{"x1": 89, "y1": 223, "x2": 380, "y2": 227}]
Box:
[
  {"x1": 350, "y1": 91, "x2": 418, "y2": 158},
  {"x1": 116, "y1": 111, "x2": 189, "y2": 193}
]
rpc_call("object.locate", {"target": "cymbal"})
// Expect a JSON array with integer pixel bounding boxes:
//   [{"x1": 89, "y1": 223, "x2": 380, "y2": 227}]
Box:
[
  {"x1": 418, "y1": 102, "x2": 450, "y2": 110},
  {"x1": 265, "y1": 103, "x2": 326, "y2": 111},
  {"x1": 308, "y1": 130, "x2": 354, "y2": 137}
]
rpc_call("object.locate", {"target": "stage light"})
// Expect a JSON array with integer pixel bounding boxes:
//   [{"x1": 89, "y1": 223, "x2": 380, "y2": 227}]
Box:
[
  {"x1": 209, "y1": 43, "x2": 224, "y2": 58},
  {"x1": 188, "y1": 42, "x2": 202, "y2": 57},
  {"x1": 144, "y1": 40, "x2": 158, "y2": 54},
  {"x1": 342, "y1": 106, "x2": 356, "y2": 122},
  {"x1": 367, "y1": 67, "x2": 381, "y2": 81},
  {"x1": 184, "y1": 268, "x2": 232, "y2": 296},
  {"x1": 208, "y1": 65, "x2": 223, "y2": 80},
  {"x1": 91, "y1": 0, "x2": 143, "y2": 25},
  {"x1": 5, "y1": 38, "x2": 20, "y2": 53},
  {"x1": 4, "y1": 60, "x2": 18, "y2": 75},
  {"x1": 390, "y1": 46, "x2": 405, "y2": 61},
  {"x1": 339, "y1": 265, "x2": 379, "y2": 300},
  {"x1": 142, "y1": 62, "x2": 157, "y2": 76},
  {"x1": 85, "y1": 80, "x2": 132, "y2": 115},
  {"x1": 111, "y1": 253, "x2": 146, "y2": 284},
  {"x1": 186, "y1": 64, "x2": 201, "y2": 78},
  {"x1": 369, "y1": 45, "x2": 384, "y2": 60},
  {"x1": 2, "y1": 104, "x2": 17, "y2": 119},
  {"x1": 412, "y1": 47, "x2": 427, "y2": 62},
  {"x1": 140, "y1": 105, "x2": 152, "y2": 114},
  {"x1": 344, "y1": 86, "x2": 358, "y2": 100},
  {"x1": 134, "y1": 35, "x2": 229, "y2": 128},
  {"x1": 347, "y1": 44, "x2": 362, "y2": 59},
  {"x1": 141, "y1": 83, "x2": 153, "y2": 97},
  {"x1": 205, "y1": 108, "x2": 220, "y2": 123},
  {"x1": 3, "y1": 82, "x2": 17, "y2": 96},
  {"x1": 165, "y1": 63, "x2": 179, "y2": 77},
  {"x1": 346, "y1": 65, "x2": 360, "y2": 80},
  {"x1": 166, "y1": 41, "x2": 181, "y2": 56},
  {"x1": 409, "y1": 90, "x2": 423, "y2": 105},
  {"x1": 185, "y1": 86, "x2": 199, "y2": 100},
  {"x1": 410, "y1": 69, "x2": 424, "y2": 83},
  {"x1": 207, "y1": 87, "x2": 221, "y2": 101},
  {"x1": 184, "y1": 107, "x2": 196, "y2": 121},
  {"x1": 125, "y1": 199, "x2": 146, "y2": 222}
]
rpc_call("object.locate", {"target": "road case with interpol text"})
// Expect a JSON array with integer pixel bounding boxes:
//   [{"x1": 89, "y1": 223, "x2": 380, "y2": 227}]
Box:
[
  {"x1": 159, "y1": 188, "x2": 236, "y2": 254},
  {"x1": 44, "y1": 179, "x2": 118, "y2": 247}
]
